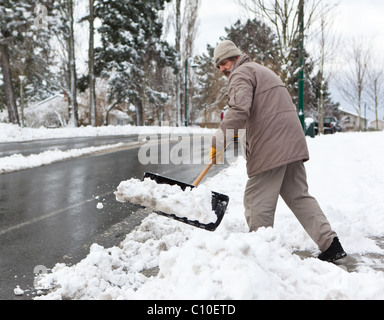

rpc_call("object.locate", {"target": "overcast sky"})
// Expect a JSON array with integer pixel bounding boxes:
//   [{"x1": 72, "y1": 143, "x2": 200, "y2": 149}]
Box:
[
  {"x1": 196, "y1": 0, "x2": 384, "y2": 119},
  {"x1": 197, "y1": 0, "x2": 384, "y2": 54},
  {"x1": 72, "y1": 0, "x2": 382, "y2": 120}
]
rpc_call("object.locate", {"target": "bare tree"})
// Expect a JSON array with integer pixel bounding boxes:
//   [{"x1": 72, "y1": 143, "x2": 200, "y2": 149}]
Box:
[
  {"x1": 0, "y1": 42, "x2": 19, "y2": 125},
  {"x1": 174, "y1": 0, "x2": 183, "y2": 126},
  {"x1": 236, "y1": 0, "x2": 324, "y2": 85},
  {"x1": 182, "y1": 0, "x2": 200, "y2": 59},
  {"x1": 88, "y1": 0, "x2": 96, "y2": 127},
  {"x1": 166, "y1": 0, "x2": 201, "y2": 126},
  {"x1": 367, "y1": 58, "x2": 384, "y2": 131},
  {"x1": 48, "y1": 0, "x2": 80, "y2": 127},
  {"x1": 337, "y1": 38, "x2": 370, "y2": 131},
  {"x1": 312, "y1": 1, "x2": 339, "y2": 134},
  {"x1": 67, "y1": 0, "x2": 79, "y2": 127},
  {"x1": 183, "y1": 0, "x2": 200, "y2": 125}
]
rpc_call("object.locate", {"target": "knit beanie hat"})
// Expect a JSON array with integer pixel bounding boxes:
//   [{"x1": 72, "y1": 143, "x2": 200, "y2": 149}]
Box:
[{"x1": 213, "y1": 40, "x2": 242, "y2": 68}]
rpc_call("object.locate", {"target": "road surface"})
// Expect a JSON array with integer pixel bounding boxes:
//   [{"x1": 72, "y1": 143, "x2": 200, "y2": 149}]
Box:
[
  {"x1": 0, "y1": 135, "x2": 139, "y2": 158},
  {"x1": 0, "y1": 134, "x2": 225, "y2": 299}
]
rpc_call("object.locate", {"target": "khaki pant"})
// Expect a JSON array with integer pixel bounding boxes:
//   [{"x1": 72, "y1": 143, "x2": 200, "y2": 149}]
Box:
[{"x1": 244, "y1": 161, "x2": 336, "y2": 252}]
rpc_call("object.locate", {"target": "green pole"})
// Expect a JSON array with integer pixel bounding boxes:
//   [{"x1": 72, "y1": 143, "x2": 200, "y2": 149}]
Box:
[
  {"x1": 298, "y1": 0, "x2": 305, "y2": 131},
  {"x1": 185, "y1": 58, "x2": 188, "y2": 127}
]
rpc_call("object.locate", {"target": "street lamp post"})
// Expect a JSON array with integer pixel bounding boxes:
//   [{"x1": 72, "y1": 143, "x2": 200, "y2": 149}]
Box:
[{"x1": 184, "y1": 57, "x2": 198, "y2": 127}]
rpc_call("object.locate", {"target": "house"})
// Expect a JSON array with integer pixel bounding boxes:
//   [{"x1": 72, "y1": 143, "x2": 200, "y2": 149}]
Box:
[
  {"x1": 25, "y1": 94, "x2": 68, "y2": 128},
  {"x1": 25, "y1": 92, "x2": 133, "y2": 128},
  {"x1": 368, "y1": 119, "x2": 384, "y2": 131},
  {"x1": 106, "y1": 108, "x2": 131, "y2": 126},
  {"x1": 338, "y1": 109, "x2": 368, "y2": 132}
]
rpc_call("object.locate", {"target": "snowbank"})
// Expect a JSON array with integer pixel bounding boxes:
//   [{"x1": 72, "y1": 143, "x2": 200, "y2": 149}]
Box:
[
  {"x1": 33, "y1": 131, "x2": 384, "y2": 300},
  {"x1": 0, "y1": 143, "x2": 125, "y2": 174},
  {"x1": 115, "y1": 178, "x2": 217, "y2": 224},
  {"x1": 0, "y1": 123, "x2": 215, "y2": 143}
]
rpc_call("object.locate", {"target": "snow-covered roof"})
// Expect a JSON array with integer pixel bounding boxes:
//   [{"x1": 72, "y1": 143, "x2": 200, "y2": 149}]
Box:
[
  {"x1": 339, "y1": 108, "x2": 368, "y2": 120},
  {"x1": 31, "y1": 94, "x2": 65, "y2": 108}
]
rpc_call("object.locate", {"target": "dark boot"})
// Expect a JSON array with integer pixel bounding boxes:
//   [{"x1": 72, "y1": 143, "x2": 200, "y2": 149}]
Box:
[{"x1": 318, "y1": 237, "x2": 347, "y2": 262}]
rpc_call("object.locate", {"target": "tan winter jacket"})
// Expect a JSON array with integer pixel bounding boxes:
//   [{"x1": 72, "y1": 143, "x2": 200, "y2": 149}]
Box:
[{"x1": 213, "y1": 54, "x2": 309, "y2": 177}]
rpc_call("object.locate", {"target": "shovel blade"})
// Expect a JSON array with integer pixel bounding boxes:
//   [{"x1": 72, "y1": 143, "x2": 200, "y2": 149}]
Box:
[{"x1": 143, "y1": 172, "x2": 229, "y2": 231}]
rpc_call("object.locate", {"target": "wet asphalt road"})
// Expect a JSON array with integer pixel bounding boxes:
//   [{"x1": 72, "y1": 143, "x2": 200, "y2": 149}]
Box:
[
  {"x1": 0, "y1": 135, "x2": 139, "y2": 158},
  {"x1": 0, "y1": 135, "x2": 222, "y2": 300}
]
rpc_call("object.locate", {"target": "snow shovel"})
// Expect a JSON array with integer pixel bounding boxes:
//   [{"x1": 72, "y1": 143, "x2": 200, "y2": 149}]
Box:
[{"x1": 143, "y1": 164, "x2": 229, "y2": 231}]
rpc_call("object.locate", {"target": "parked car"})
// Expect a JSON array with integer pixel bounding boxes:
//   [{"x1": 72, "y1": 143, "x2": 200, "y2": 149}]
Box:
[
  {"x1": 323, "y1": 117, "x2": 342, "y2": 134},
  {"x1": 314, "y1": 121, "x2": 319, "y2": 135},
  {"x1": 335, "y1": 120, "x2": 343, "y2": 133}
]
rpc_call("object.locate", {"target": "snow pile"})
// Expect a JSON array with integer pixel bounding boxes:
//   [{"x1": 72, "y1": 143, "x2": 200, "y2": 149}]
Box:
[
  {"x1": 35, "y1": 217, "x2": 192, "y2": 300},
  {"x1": 131, "y1": 228, "x2": 384, "y2": 300},
  {"x1": 0, "y1": 123, "x2": 214, "y2": 143},
  {"x1": 0, "y1": 143, "x2": 124, "y2": 174},
  {"x1": 33, "y1": 131, "x2": 384, "y2": 300},
  {"x1": 13, "y1": 286, "x2": 24, "y2": 296},
  {"x1": 115, "y1": 178, "x2": 217, "y2": 224},
  {"x1": 96, "y1": 203, "x2": 104, "y2": 210}
]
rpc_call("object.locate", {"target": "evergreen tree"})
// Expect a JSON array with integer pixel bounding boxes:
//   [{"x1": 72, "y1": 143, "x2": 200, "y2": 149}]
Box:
[
  {"x1": 193, "y1": 19, "x2": 281, "y2": 125},
  {"x1": 0, "y1": 0, "x2": 32, "y2": 124},
  {"x1": 224, "y1": 18, "x2": 339, "y2": 119},
  {"x1": 193, "y1": 45, "x2": 227, "y2": 125},
  {"x1": 194, "y1": 18, "x2": 339, "y2": 123},
  {"x1": 95, "y1": 0, "x2": 176, "y2": 126},
  {"x1": 224, "y1": 19, "x2": 281, "y2": 75},
  {"x1": 0, "y1": 1, "x2": 58, "y2": 125}
]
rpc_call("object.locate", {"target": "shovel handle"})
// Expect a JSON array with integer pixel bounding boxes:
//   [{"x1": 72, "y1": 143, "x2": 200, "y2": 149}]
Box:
[{"x1": 193, "y1": 164, "x2": 213, "y2": 187}]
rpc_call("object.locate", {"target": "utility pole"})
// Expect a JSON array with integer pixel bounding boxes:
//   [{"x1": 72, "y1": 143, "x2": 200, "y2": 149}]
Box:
[{"x1": 298, "y1": 0, "x2": 305, "y2": 131}]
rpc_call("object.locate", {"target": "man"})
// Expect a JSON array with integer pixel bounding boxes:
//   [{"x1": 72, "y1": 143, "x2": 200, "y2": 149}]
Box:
[{"x1": 209, "y1": 40, "x2": 346, "y2": 262}]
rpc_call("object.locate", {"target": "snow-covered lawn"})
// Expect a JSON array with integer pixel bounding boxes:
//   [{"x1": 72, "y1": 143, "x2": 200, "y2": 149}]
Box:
[{"x1": 2, "y1": 124, "x2": 384, "y2": 299}]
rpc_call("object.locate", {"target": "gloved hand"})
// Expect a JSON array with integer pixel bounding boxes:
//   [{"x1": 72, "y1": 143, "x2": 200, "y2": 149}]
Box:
[{"x1": 209, "y1": 146, "x2": 224, "y2": 164}]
